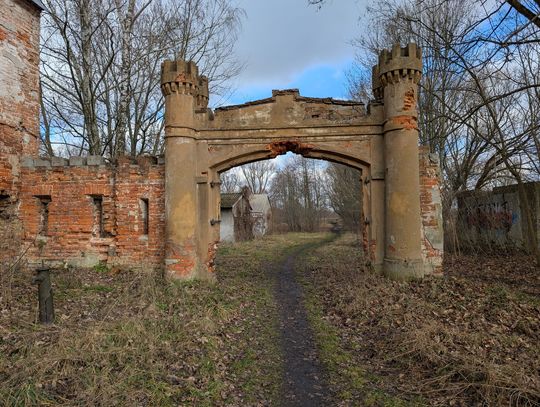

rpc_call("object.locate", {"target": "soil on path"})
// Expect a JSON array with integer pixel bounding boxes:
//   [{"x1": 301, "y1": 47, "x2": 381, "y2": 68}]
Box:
[{"x1": 271, "y1": 243, "x2": 333, "y2": 406}]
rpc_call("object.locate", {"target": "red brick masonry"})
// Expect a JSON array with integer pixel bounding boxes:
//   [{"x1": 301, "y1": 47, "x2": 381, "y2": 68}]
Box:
[
  {"x1": 18, "y1": 156, "x2": 165, "y2": 269},
  {"x1": 419, "y1": 146, "x2": 444, "y2": 275},
  {"x1": 0, "y1": 0, "x2": 41, "y2": 263},
  {"x1": 11, "y1": 152, "x2": 442, "y2": 271}
]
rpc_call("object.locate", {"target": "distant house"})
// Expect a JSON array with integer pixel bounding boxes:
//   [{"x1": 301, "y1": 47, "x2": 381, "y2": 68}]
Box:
[{"x1": 220, "y1": 188, "x2": 272, "y2": 242}]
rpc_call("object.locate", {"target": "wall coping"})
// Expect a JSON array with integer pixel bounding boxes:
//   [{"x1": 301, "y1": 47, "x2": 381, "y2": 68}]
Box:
[{"x1": 20, "y1": 155, "x2": 165, "y2": 169}]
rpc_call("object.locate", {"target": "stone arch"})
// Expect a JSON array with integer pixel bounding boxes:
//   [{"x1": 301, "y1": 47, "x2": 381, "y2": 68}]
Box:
[
  {"x1": 211, "y1": 141, "x2": 371, "y2": 253},
  {"x1": 161, "y1": 44, "x2": 439, "y2": 281},
  {"x1": 210, "y1": 140, "x2": 371, "y2": 174}
]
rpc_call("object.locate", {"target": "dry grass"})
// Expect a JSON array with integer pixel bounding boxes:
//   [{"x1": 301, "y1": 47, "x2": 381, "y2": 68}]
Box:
[
  {"x1": 0, "y1": 236, "x2": 312, "y2": 406},
  {"x1": 2, "y1": 233, "x2": 538, "y2": 406},
  {"x1": 297, "y1": 234, "x2": 540, "y2": 406}
]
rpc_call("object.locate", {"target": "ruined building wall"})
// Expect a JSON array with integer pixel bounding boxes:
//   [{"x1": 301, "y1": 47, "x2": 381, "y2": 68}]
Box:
[
  {"x1": 457, "y1": 182, "x2": 540, "y2": 252},
  {"x1": 1, "y1": 12, "x2": 444, "y2": 276},
  {"x1": 0, "y1": 0, "x2": 41, "y2": 265},
  {"x1": 14, "y1": 150, "x2": 442, "y2": 271},
  {"x1": 19, "y1": 157, "x2": 165, "y2": 269}
]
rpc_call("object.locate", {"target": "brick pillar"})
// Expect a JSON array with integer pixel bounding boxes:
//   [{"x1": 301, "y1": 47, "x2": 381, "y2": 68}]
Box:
[
  {"x1": 375, "y1": 44, "x2": 424, "y2": 280},
  {"x1": 419, "y1": 147, "x2": 444, "y2": 275}
]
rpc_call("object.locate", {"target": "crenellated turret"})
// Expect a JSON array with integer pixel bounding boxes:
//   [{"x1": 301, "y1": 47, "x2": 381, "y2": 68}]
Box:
[
  {"x1": 161, "y1": 60, "x2": 209, "y2": 110},
  {"x1": 160, "y1": 59, "x2": 211, "y2": 278},
  {"x1": 374, "y1": 43, "x2": 425, "y2": 280},
  {"x1": 372, "y1": 43, "x2": 422, "y2": 101},
  {"x1": 161, "y1": 60, "x2": 200, "y2": 96}
]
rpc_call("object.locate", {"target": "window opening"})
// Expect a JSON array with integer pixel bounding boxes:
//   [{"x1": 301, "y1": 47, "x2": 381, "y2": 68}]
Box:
[
  {"x1": 91, "y1": 195, "x2": 105, "y2": 237},
  {"x1": 0, "y1": 194, "x2": 10, "y2": 220},
  {"x1": 141, "y1": 198, "x2": 149, "y2": 235},
  {"x1": 35, "y1": 195, "x2": 51, "y2": 235}
]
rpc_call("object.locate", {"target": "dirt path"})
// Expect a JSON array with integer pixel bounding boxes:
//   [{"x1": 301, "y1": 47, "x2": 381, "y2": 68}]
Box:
[{"x1": 271, "y1": 243, "x2": 332, "y2": 406}]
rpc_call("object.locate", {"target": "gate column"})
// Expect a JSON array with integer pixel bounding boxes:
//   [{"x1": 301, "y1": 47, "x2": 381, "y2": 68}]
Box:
[
  {"x1": 161, "y1": 61, "x2": 211, "y2": 278},
  {"x1": 375, "y1": 44, "x2": 424, "y2": 280}
]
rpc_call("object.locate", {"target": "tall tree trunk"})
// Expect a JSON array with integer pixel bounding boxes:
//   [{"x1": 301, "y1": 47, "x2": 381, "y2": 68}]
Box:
[
  {"x1": 79, "y1": 0, "x2": 101, "y2": 155},
  {"x1": 114, "y1": 0, "x2": 136, "y2": 157},
  {"x1": 39, "y1": 80, "x2": 54, "y2": 157}
]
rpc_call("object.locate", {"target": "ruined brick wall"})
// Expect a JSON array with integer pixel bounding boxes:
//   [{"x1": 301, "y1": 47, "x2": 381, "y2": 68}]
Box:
[
  {"x1": 0, "y1": 0, "x2": 41, "y2": 266},
  {"x1": 13, "y1": 149, "x2": 444, "y2": 272},
  {"x1": 419, "y1": 147, "x2": 444, "y2": 275},
  {"x1": 19, "y1": 157, "x2": 165, "y2": 269}
]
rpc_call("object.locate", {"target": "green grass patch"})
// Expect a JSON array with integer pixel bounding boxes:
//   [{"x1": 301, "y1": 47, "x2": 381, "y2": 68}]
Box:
[
  {"x1": 81, "y1": 284, "x2": 113, "y2": 293},
  {"x1": 92, "y1": 262, "x2": 109, "y2": 273}
]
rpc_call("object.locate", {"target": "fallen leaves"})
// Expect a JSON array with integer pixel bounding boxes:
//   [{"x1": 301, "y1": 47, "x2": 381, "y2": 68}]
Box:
[
  {"x1": 297, "y1": 234, "x2": 540, "y2": 406},
  {"x1": 2, "y1": 234, "x2": 538, "y2": 406}
]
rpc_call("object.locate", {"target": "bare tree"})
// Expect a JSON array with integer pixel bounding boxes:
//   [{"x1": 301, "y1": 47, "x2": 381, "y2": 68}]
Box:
[
  {"x1": 220, "y1": 169, "x2": 240, "y2": 193},
  {"x1": 240, "y1": 161, "x2": 276, "y2": 194},
  {"x1": 347, "y1": 0, "x2": 540, "y2": 260},
  {"x1": 270, "y1": 157, "x2": 327, "y2": 232},
  {"x1": 506, "y1": 0, "x2": 540, "y2": 28},
  {"x1": 325, "y1": 163, "x2": 362, "y2": 232},
  {"x1": 271, "y1": 163, "x2": 303, "y2": 232},
  {"x1": 40, "y1": 0, "x2": 245, "y2": 157}
]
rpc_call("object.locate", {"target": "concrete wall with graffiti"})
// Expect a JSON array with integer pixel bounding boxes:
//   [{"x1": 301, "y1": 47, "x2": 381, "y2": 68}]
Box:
[{"x1": 457, "y1": 182, "x2": 539, "y2": 251}]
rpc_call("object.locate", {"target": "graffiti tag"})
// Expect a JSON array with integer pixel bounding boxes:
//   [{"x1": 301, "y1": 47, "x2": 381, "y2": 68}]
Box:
[{"x1": 465, "y1": 200, "x2": 518, "y2": 233}]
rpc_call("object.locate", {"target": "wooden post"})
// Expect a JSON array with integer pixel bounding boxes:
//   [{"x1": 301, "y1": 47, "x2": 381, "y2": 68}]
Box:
[{"x1": 33, "y1": 266, "x2": 55, "y2": 324}]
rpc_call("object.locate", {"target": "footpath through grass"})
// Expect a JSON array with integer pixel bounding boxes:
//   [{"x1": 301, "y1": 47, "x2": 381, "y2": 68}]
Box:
[{"x1": 0, "y1": 234, "x2": 318, "y2": 406}]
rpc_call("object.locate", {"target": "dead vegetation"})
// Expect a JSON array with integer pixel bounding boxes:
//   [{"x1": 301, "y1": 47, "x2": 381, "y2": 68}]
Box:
[
  {"x1": 298, "y1": 234, "x2": 540, "y2": 406},
  {"x1": 2, "y1": 234, "x2": 539, "y2": 406},
  {"x1": 0, "y1": 239, "x2": 289, "y2": 406}
]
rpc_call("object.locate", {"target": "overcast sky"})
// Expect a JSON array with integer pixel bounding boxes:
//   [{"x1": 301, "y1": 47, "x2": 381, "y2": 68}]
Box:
[{"x1": 227, "y1": 0, "x2": 368, "y2": 105}]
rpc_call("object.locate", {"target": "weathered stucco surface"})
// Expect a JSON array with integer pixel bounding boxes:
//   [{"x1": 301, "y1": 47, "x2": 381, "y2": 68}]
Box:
[{"x1": 161, "y1": 44, "x2": 443, "y2": 280}]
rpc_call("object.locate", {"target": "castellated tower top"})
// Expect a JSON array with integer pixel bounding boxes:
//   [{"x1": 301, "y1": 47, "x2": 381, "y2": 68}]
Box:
[
  {"x1": 161, "y1": 60, "x2": 209, "y2": 108},
  {"x1": 372, "y1": 43, "x2": 423, "y2": 100}
]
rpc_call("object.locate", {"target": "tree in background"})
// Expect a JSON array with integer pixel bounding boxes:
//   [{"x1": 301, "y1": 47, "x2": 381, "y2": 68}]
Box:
[
  {"x1": 219, "y1": 170, "x2": 240, "y2": 193},
  {"x1": 220, "y1": 157, "x2": 364, "y2": 234},
  {"x1": 345, "y1": 0, "x2": 540, "y2": 259},
  {"x1": 40, "y1": 0, "x2": 244, "y2": 157},
  {"x1": 270, "y1": 156, "x2": 327, "y2": 232},
  {"x1": 325, "y1": 163, "x2": 362, "y2": 232},
  {"x1": 240, "y1": 161, "x2": 276, "y2": 194}
]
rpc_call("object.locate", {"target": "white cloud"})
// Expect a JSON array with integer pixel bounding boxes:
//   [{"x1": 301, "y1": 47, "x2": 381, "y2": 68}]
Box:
[{"x1": 234, "y1": 0, "x2": 367, "y2": 89}]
